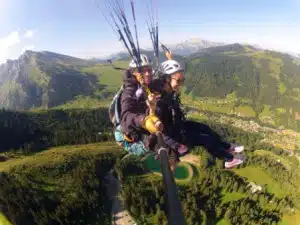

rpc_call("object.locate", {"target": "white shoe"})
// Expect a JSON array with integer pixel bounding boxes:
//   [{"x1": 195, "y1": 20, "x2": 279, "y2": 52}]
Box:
[
  {"x1": 226, "y1": 145, "x2": 244, "y2": 153},
  {"x1": 224, "y1": 157, "x2": 244, "y2": 169}
]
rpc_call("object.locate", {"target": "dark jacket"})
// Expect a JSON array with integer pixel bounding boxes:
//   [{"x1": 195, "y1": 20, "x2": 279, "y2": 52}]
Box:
[
  {"x1": 149, "y1": 78, "x2": 186, "y2": 150},
  {"x1": 119, "y1": 70, "x2": 149, "y2": 142},
  {"x1": 149, "y1": 78, "x2": 186, "y2": 134}
]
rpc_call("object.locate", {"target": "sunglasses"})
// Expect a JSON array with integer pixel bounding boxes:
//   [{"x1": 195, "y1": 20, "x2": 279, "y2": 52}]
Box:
[
  {"x1": 172, "y1": 77, "x2": 185, "y2": 85},
  {"x1": 141, "y1": 68, "x2": 153, "y2": 74}
]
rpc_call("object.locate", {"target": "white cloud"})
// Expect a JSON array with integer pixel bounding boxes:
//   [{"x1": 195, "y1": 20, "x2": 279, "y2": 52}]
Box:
[
  {"x1": 0, "y1": 31, "x2": 20, "y2": 48},
  {"x1": 0, "y1": 31, "x2": 21, "y2": 64},
  {"x1": 24, "y1": 29, "x2": 35, "y2": 38}
]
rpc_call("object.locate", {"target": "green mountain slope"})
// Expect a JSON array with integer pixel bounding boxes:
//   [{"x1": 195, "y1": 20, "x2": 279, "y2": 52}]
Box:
[
  {"x1": 184, "y1": 43, "x2": 300, "y2": 130},
  {"x1": 0, "y1": 51, "x2": 120, "y2": 110},
  {"x1": 2, "y1": 44, "x2": 300, "y2": 225},
  {"x1": 0, "y1": 108, "x2": 112, "y2": 154},
  {"x1": 0, "y1": 142, "x2": 120, "y2": 225},
  {"x1": 185, "y1": 44, "x2": 300, "y2": 107}
]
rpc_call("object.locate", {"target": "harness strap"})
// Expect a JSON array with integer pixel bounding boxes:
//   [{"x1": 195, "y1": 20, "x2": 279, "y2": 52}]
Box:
[
  {"x1": 123, "y1": 134, "x2": 134, "y2": 143},
  {"x1": 114, "y1": 85, "x2": 124, "y2": 125}
]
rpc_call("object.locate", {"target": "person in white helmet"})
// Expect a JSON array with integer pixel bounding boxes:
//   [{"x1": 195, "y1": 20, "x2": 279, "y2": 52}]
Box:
[
  {"x1": 119, "y1": 54, "x2": 163, "y2": 154},
  {"x1": 117, "y1": 54, "x2": 179, "y2": 170},
  {"x1": 150, "y1": 59, "x2": 245, "y2": 169}
]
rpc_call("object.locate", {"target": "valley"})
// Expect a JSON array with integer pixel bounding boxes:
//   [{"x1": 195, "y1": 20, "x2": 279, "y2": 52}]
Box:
[{"x1": 1, "y1": 44, "x2": 300, "y2": 225}]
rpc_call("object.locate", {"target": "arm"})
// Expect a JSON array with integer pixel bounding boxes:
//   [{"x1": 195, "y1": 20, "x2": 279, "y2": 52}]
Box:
[
  {"x1": 120, "y1": 71, "x2": 163, "y2": 135},
  {"x1": 120, "y1": 82, "x2": 146, "y2": 129}
]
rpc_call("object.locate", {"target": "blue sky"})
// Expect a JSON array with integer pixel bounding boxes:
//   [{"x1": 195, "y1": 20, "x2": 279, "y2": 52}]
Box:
[{"x1": 0, "y1": 0, "x2": 300, "y2": 63}]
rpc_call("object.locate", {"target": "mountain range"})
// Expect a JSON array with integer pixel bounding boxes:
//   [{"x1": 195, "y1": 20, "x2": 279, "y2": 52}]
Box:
[
  {"x1": 1, "y1": 39, "x2": 300, "y2": 225},
  {"x1": 166, "y1": 38, "x2": 225, "y2": 56},
  {"x1": 0, "y1": 50, "x2": 97, "y2": 110},
  {"x1": 1, "y1": 40, "x2": 300, "y2": 131}
]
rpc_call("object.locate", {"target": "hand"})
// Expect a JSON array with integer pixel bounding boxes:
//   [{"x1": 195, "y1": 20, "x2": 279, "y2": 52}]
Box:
[
  {"x1": 155, "y1": 120, "x2": 164, "y2": 131},
  {"x1": 166, "y1": 51, "x2": 173, "y2": 60},
  {"x1": 147, "y1": 93, "x2": 157, "y2": 106},
  {"x1": 146, "y1": 93, "x2": 157, "y2": 115},
  {"x1": 142, "y1": 115, "x2": 163, "y2": 133}
]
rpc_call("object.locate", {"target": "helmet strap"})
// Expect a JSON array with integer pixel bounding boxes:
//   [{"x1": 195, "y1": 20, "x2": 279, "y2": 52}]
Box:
[{"x1": 163, "y1": 76, "x2": 172, "y2": 92}]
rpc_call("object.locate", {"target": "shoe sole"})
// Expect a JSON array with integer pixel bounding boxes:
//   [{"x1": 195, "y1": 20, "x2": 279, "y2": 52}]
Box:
[
  {"x1": 234, "y1": 149, "x2": 244, "y2": 153},
  {"x1": 231, "y1": 146, "x2": 245, "y2": 153},
  {"x1": 225, "y1": 160, "x2": 244, "y2": 169}
]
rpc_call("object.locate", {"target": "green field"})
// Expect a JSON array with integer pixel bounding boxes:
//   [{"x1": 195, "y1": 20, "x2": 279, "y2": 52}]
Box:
[
  {"x1": 280, "y1": 210, "x2": 300, "y2": 225},
  {"x1": 221, "y1": 191, "x2": 246, "y2": 204},
  {"x1": 53, "y1": 95, "x2": 110, "y2": 109},
  {"x1": 81, "y1": 61, "x2": 126, "y2": 92},
  {"x1": 254, "y1": 150, "x2": 291, "y2": 169},
  {"x1": 233, "y1": 166, "x2": 285, "y2": 197},
  {"x1": 258, "y1": 105, "x2": 276, "y2": 125},
  {"x1": 50, "y1": 61, "x2": 127, "y2": 110},
  {"x1": 0, "y1": 142, "x2": 120, "y2": 172},
  {"x1": 201, "y1": 103, "x2": 233, "y2": 114},
  {"x1": 234, "y1": 105, "x2": 256, "y2": 117},
  {"x1": 183, "y1": 95, "x2": 258, "y2": 119},
  {"x1": 216, "y1": 218, "x2": 230, "y2": 225}
]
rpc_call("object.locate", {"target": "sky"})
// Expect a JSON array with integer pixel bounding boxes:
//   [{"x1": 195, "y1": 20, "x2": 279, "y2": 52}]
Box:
[{"x1": 0, "y1": 0, "x2": 300, "y2": 63}]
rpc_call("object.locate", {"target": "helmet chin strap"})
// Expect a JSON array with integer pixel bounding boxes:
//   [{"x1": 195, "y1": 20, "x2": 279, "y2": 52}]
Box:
[
  {"x1": 163, "y1": 75, "x2": 173, "y2": 93},
  {"x1": 167, "y1": 81, "x2": 172, "y2": 92}
]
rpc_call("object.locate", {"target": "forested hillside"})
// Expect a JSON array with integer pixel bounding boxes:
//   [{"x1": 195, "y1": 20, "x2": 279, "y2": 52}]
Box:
[
  {"x1": 184, "y1": 44, "x2": 300, "y2": 130},
  {"x1": 114, "y1": 115, "x2": 300, "y2": 225},
  {"x1": 1, "y1": 106, "x2": 300, "y2": 224},
  {"x1": 185, "y1": 44, "x2": 300, "y2": 109},
  {"x1": 0, "y1": 108, "x2": 112, "y2": 154},
  {"x1": 0, "y1": 50, "x2": 128, "y2": 110},
  {"x1": 1, "y1": 44, "x2": 300, "y2": 225},
  {"x1": 0, "y1": 143, "x2": 119, "y2": 225}
]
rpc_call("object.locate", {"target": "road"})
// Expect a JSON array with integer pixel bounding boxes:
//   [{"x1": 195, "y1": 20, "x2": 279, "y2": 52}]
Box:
[{"x1": 105, "y1": 170, "x2": 136, "y2": 225}]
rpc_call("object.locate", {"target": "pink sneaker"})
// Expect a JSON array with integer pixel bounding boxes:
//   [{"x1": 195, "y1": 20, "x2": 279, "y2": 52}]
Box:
[
  {"x1": 226, "y1": 145, "x2": 244, "y2": 153},
  {"x1": 224, "y1": 157, "x2": 244, "y2": 169}
]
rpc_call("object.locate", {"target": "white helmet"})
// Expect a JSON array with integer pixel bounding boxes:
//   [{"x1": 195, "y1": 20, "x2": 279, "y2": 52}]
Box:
[
  {"x1": 129, "y1": 54, "x2": 152, "y2": 68},
  {"x1": 161, "y1": 60, "x2": 183, "y2": 75}
]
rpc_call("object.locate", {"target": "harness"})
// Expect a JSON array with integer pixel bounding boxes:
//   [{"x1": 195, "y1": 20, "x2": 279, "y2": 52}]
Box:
[{"x1": 108, "y1": 84, "x2": 148, "y2": 156}]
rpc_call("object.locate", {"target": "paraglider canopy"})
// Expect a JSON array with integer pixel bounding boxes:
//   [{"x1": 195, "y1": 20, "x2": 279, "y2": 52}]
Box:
[{"x1": 93, "y1": 0, "x2": 160, "y2": 72}]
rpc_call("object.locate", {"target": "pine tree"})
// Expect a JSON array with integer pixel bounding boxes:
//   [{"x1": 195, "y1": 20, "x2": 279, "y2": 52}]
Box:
[{"x1": 200, "y1": 210, "x2": 207, "y2": 225}]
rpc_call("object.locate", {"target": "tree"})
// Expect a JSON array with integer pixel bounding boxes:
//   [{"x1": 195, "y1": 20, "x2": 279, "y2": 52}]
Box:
[
  {"x1": 130, "y1": 205, "x2": 139, "y2": 216},
  {"x1": 200, "y1": 210, "x2": 207, "y2": 225},
  {"x1": 224, "y1": 209, "x2": 232, "y2": 221},
  {"x1": 216, "y1": 158, "x2": 224, "y2": 169}
]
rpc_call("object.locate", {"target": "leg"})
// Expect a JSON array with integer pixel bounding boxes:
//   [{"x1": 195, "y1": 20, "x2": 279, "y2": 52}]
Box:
[
  {"x1": 183, "y1": 120, "x2": 231, "y2": 150},
  {"x1": 183, "y1": 121, "x2": 232, "y2": 158},
  {"x1": 184, "y1": 130, "x2": 234, "y2": 161},
  {"x1": 182, "y1": 121, "x2": 244, "y2": 168}
]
